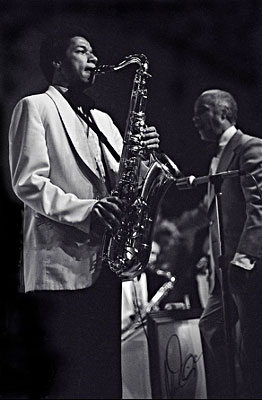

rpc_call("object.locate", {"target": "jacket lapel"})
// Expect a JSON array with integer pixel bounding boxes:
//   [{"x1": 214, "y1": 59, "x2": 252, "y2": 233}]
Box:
[
  {"x1": 90, "y1": 110, "x2": 121, "y2": 191},
  {"x1": 216, "y1": 130, "x2": 243, "y2": 173},
  {"x1": 46, "y1": 86, "x2": 107, "y2": 194}
]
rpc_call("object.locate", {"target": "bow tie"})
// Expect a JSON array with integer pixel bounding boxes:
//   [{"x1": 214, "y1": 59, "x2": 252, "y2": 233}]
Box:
[{"x1": 65, "y1": 89, "x2": 95, "y2": 115}]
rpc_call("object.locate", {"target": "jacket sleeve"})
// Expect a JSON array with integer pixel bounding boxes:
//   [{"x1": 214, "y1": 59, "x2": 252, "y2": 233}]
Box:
[
  {"x1": 237, "y1": 137, "x2": 262, "y2": 258},
  {"x1": 9, "y1": 97, "x2": 97, "y2": 234}
]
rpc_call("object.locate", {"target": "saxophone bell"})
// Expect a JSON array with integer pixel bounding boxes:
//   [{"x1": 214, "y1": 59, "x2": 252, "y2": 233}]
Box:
[{"x1": 153, "y1": 151, "x2": 183, "y2": 180}]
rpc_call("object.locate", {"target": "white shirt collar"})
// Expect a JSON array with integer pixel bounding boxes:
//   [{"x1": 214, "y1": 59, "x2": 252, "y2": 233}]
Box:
[
  {"x1": 219, "y1": 125, "x2": 237, "y2": 148},
  {"x1": 53, "y1": 85, "x2": 69, "y2": 94}
]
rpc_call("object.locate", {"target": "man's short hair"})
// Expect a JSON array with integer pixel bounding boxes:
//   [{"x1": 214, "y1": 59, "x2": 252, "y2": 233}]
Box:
[
  {"x1": 201, "y1": 89, "x2": 238, "y2": 124},
  {"x1": 214, "y1": 90, "x2": 238, "y2": 124},
  {"x1": 40, "y1": 24, "x2": 90, "y2": 83}
]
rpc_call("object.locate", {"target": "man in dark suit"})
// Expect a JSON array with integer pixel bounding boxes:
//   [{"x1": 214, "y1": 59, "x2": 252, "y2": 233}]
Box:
[{"x1": 191, "y1": 89, "x2": 262, "y2": 398}]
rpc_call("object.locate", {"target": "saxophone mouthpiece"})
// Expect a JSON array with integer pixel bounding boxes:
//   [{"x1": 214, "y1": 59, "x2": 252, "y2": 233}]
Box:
[{"x1": 94, "y1": 65, "x2": 115, "y2": 75}]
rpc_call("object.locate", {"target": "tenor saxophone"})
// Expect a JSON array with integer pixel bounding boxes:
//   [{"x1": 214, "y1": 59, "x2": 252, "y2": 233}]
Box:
[{"x1": 95, "y1": 54, "x2": 181, "y2": 280}]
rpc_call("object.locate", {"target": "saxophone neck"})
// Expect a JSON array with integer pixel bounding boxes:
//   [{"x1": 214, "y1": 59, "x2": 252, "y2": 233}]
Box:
[{"x1": 95, "y1": 54, "x2": 151, "y2": 77}]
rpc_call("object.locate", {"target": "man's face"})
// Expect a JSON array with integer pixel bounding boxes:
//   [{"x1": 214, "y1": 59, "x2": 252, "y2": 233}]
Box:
[
  {"x1": 192, "y1": 95, "x2": 224, "y2": 142},
  {"x1": 61, "y1": 36, "x2": 98, "y2": 88}
]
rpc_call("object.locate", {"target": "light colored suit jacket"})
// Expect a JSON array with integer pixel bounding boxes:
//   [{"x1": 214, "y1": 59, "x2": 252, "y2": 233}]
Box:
[{"x1": 9, "y1": 86, "x2": 123, "y2": 292}]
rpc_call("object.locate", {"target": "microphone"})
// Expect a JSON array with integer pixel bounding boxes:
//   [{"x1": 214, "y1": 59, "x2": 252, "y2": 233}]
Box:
[{"x1": 176, "y1": 170, "x2": 246, "y2": 190}]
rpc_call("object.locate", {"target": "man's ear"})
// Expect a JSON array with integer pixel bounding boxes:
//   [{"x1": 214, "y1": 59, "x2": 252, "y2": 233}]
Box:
[{"x1": 221, "y1": 105, "x2": 230, "y2": 121}]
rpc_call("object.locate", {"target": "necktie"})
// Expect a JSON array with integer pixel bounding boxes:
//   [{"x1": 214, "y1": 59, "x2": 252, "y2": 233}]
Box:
[
  {"x1": 208, "y1": 143, "x2": 225, "y2": 207},
  {"x1": 209, "y1": 144, "x2": 225, "y2": 174},
  {"x1": 65, "y1": 89, "x2": 96, "y2": 116},
  {"x1": 207, "y1": 143, "x2": 225, "y2": 292}
]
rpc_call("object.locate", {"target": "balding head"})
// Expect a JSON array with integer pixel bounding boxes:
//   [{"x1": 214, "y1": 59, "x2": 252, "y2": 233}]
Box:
[
  {"x1": 197, "y1": 89, "x2": 238, "y2": 124},
  {"x1": 193, "y1": 89, "x2": 238, "y2": 142}
]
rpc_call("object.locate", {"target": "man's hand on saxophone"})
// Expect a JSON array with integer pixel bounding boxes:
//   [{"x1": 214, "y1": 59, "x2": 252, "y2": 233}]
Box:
[
  {"x1": 142, "y1": 126, "x2": 160, "y2": 150},
  {"x1": 90, "y1": 126, "x2": 160, "y2": 237},
  {"x1": 91, "y1": 196, "x2": 124, "y2": 235}
]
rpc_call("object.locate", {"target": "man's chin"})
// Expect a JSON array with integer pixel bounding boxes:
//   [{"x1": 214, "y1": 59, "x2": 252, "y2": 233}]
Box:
[
  {"x1": 199, "y1": 131, "x2": 216, "y2": 142},
  {"x1": 83, "y1": 73, "x2": 96, "y2": 87}
]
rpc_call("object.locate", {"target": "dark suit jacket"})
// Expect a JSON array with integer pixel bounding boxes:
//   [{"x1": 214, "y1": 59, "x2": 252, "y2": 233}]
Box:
[
  {"x1": 177, "y1": 129, "x2": 262, "y2": 292},
  {"x1": 208, "y1": 130, "x2": 262, "y2": 289}
]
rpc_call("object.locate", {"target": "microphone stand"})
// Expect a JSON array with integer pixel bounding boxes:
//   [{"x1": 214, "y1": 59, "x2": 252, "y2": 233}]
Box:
[{"x1": 210, "y1": 174, "x2": 236, "y2": 398}]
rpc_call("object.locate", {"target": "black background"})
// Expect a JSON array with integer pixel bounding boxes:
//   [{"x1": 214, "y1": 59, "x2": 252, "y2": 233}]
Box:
[
  {"x1": 1, "y1": 0, "x2": 262, "y2": 392},
  {"x1": 1, "y1": 1, "x2": 262, "y2": 297},
  {"x1": 2, "y1": 0, "x2": 262, "y2": 212}
]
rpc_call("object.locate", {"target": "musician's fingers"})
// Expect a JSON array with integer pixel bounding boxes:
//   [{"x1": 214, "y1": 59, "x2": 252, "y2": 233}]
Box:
[
  {"x1": 142, "y1": 127, "x2": 160, "y2": 148},
  {"x1": 93, "y1": 207, "x2": 113, "y2": 231},
  {"x1": 144, "y1": 125, "x2": 157, "y2": 133},
  {"x1": 143, "y1": 138, "x2": 160, "y2": 147},
  {"x1": 95, "y1": 202, "x2": 122, "y2": 228},
  {"x1": 103, "y1": 196, "x2": 125, "y2": 209},
  {"x1": 98, "y1": 198, "x2": 123, "y2": 220}
]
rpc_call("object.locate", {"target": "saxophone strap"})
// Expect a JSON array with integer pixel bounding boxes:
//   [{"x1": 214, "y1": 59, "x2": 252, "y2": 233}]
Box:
[{"x1": 63, "y1": 92, "x2": 121, "y2": 163}]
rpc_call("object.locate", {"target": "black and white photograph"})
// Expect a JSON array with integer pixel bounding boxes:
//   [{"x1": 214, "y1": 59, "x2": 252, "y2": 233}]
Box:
[{"x1": 1, "y1": 0, "x2": 262, "y2": 398}]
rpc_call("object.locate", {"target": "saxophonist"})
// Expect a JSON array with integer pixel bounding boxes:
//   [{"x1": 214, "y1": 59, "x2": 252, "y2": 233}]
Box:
[{"x1": 8, "y1": 24, "x2": 160, "y2": 399}]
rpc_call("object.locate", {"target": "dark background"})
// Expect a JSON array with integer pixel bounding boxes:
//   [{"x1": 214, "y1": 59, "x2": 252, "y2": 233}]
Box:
[
  {"x1": 1, "y1": 0, "x2": 262, "y2": 394},
  {"x1": 2, "y1": 0, "x2": 262, "y2": 212}
]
